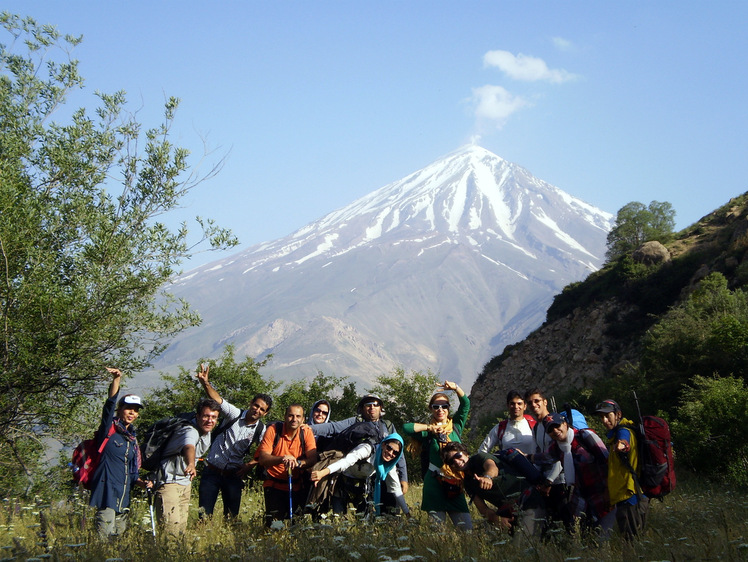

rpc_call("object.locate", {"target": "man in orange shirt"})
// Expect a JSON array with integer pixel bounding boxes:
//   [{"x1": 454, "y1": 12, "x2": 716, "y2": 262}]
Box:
[{"x1": 257, "y1": 404, "x2": 317, "y2": 526}]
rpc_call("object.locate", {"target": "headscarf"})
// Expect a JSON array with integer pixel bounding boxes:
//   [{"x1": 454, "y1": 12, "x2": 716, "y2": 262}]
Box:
[
  {"x1": 373, "y1": 433, "x2": 404, "y2": 515},
  {"x1": 308, "y1": 399, "x2": 332, "y2": 424}
]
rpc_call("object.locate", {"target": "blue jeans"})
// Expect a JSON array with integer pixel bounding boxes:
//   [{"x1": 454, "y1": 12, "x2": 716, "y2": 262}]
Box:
[{"x1": 198, "y1": 465, "x2": 245, "y2": 518}]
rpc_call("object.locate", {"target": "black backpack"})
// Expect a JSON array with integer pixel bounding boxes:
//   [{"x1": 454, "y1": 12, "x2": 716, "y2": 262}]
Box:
[
  {"x1": 139, "y1": 417, "x2": 195, "y2": 473},
  {"x1": 329, "y1": 421, "x2": 384, "y2": 455}
]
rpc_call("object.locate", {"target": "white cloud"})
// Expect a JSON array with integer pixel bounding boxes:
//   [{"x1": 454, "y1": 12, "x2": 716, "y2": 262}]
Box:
[
  {"x1": 552, "y1": 37, "x2": 574, "y2": 52},
  {"x1": 483, "y1": 50, "x2": 577, "y2": 83},
  {"x1": 471, "y1": 85, "x2": 529, "y2": 129}
]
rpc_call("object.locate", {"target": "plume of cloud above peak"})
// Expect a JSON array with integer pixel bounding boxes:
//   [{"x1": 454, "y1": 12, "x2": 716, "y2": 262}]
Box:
[
  {"x1": 470, "y1": 85, "x2": 529, "y2": 129},
  {"x1": 483, "y1": 50, "x2": 578, "y2": 83}
]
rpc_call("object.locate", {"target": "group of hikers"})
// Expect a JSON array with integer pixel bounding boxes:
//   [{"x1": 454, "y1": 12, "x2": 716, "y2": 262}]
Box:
[{"x1": 86, "y1": 365, "x2": 651, "y2": 543}]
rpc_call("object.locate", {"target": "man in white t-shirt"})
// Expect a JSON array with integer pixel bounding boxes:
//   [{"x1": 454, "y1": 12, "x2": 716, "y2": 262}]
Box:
[
  {"x1": 153, "y1": 399, "x2": 220, "y2": 536},
  {"x1": 478, "y1": 390, "x2": 536, "y2": 455}
]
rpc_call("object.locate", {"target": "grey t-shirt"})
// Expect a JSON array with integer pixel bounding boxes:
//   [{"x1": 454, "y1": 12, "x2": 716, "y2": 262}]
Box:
[{"x1": 159, "y1": 426, "x2": 211, "y2": 486}]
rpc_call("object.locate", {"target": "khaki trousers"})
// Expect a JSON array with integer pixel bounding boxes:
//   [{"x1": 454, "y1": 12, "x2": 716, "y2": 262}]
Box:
[{"x1": 155, "y1": 483, "x2": 192, "y2": 536}]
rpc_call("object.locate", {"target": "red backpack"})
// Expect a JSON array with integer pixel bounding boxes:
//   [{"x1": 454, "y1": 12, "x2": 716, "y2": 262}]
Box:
[
  {"x1": 634, "y1": 415, "x2": 676, "y2": 499},
  {"x1": 71, "y1": 422, "x2": 116, "y2": 490},
  {"x1": 623, "y1": 391, "x2": 677, "y2": 500}
]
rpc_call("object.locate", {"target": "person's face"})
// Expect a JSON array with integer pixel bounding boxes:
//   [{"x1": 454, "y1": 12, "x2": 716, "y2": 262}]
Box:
[
  {"x1": 312, "y1": 404, "x2": 329, "y2": 424},
  {"x1": 246, "y1": 398, "x2": 270, "y2": 423},
  {"x1": 527, "y1": 394, "x2": 548, "y2": 420},
  {"x1": 117, "y1": 405, "x2": 140, "y2": 426},
  {"x1": 361, "y1": 401, "x2": 382, "y2": 421},
  {"x1": 196, "y1": 407, "x2": 219, "y2": 435},
  {"x1": 381, "y1": 440, "x2": 401, "y2": 462},
  {"x1": 284, "y1": 406, "x2": 304, "y2": 431},
  {"x1": 431, "y1": 401, "x2": 450, "y2": 422},
  {"x1": 547, "y1": 422, "x2": 568, "y2": 442},
  {"x1": 599, "y1": 412, "x2": 618, "y2": 432},
  {"x1": 507, "y1": 397, "x2": 526, "y2": 421},
  {"x1": 445, "y1": 450, "x2": 468, "y2": 471}
]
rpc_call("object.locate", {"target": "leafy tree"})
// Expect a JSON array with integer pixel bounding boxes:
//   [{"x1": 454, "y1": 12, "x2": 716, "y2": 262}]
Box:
[
  {"x1": 368, "y1": 367, "x2": 440, "y2": 483},
  {"x1": 274, "y1": 371, "x2": 355, "y2": 422},
  {"x1": 141, "y1": 345, "x2": 280, "y2": 428},
  {"x1": 606, "y1": 200, "x2": 676, "y2": 261},
  {"x1": 671, "y1": 375, "x2": 748, "y2": 485},
  {"x1": 368, "y1": 367, "x2": 440, "y2": 431},
  {"x1": 640, "y1": 273, "x2": 748, "y2": 412},
  {"x1": 0, "y1": 14, "x2": 237, "y2": 494}
]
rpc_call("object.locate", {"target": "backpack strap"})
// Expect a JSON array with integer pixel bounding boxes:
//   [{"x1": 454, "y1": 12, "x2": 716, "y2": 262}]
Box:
[
  {"x1": 97, "y1": 421, "x2": 117, "y2": 454},
  {"x1": 615, "y1": 423, "x2": 645, "y2": 500},
  {"x1": 496, "y1": 420, "x2": 509, "y2": 444},
  {"x1": 271, "y1": 421, "x2": 306, "y2": 457}
]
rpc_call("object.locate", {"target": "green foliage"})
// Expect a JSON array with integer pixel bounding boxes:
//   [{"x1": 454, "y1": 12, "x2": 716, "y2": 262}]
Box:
[
  {"x1": 141, "y1": 346, "x2": 360, "y2": 429},
  {"x1": 641, "y1": 272, "x2": 748, "y2": 411},
  {"x1": 1, "y1": 472, "x2": 747, "y2": 560},
  {"x1": 275, "y1": 372, "x2": 356, "y2": 423},
  {"x1": 606, "y1": 200, "x2": 676, "y2": 261},
  {"x1": 0, "y1": 13, "x2": 237, "y2": 495},
  {"x1": 141, "y1": 345, "x2": 280, "y2": 427},
  {"x1": 368, "y1": 367, "x2": 440, "y2": 431},
  {"x1": 671, "y1": 376, "x2": 748, "y2": 485},
  {"x1": 368, "y1": 367, "x2": 440, "y2": 483}
]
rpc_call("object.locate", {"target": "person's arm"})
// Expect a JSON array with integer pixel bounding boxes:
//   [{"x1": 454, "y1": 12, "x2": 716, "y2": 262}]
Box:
[
  {"x1": 183, "y1": 444, "x2": 197, "y2": 479},
  {"x1": 614, "y1": 427, "x2": 632, "y2": 453},
  {"x1": 478, "y1": 425, "x2": 500, "y2": 454},
  {"x1": 106, "y1": 367, "x2": 121, "y2": 398},
  {"x1": 311, "y1": 443, "x2": 372, "y2": 481},
  {"x1": 310, "y1": 417, "x2": 354, "y2": 438},
  {"x1": 384, "y1": 466, "x2": 410, "y2": 515},
  {"x1": 299, "y1": 428, "x2": 318, "y2": 469},
  {"x1": 196, "y1": 363, "x2": 223, "y2": 404}
]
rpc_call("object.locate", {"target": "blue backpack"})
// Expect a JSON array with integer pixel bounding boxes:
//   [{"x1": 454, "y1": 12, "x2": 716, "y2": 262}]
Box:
[{"x1": 561, "y1": 403, "x2": 588, "y2": 429}]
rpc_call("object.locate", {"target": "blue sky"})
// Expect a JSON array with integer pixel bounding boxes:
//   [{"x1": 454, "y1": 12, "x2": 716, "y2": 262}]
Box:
[{"x1": 6, "y1": 2, "x2": 748, "y2": 269}]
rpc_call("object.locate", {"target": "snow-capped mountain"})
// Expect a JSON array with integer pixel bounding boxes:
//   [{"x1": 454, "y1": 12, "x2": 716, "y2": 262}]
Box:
[{"x1": 154, "y1": 145, "x2": 613, "y2": 388}]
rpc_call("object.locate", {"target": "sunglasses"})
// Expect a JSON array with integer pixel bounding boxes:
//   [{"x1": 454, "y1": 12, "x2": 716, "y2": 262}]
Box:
[
  {"x1": 313, "y1": 407, "x2": 329, "y2": 415},
  {"x1": 383, "y1": 444, "x2": 401, "y2": 455},
  {"x1": 363, "y1": 401, "x2": 381, "y2": 408},
  {"x1": 431, "y1": 403, "x2": 450, "y2": 411},
  {"x1": 447, "y1": 451, "x2": 466, "y2": 466}
]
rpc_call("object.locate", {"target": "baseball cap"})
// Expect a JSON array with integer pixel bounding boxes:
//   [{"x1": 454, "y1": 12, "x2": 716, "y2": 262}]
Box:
[
  {"x1": 542, "y1": 412, "x2": 565, "y2": 432},
  {"x1": 118, "y1": 394, "x2": 143, "y2": 409},
  {"x1": 594, "y1": 399, "x2": 620, "y2": 415}
]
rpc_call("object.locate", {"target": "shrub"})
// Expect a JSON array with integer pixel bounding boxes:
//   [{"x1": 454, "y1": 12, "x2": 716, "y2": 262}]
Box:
[{"x1": 671, "y1": 375, "x2": 748, "y2": 485}]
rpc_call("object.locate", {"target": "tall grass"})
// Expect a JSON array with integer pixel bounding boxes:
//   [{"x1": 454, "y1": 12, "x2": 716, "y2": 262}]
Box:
[{"x1": 1, "y1": 472, "x2": 746, "y2": 561}]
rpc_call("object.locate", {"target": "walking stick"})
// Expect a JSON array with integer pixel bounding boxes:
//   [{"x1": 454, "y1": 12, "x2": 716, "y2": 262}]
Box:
[
  {"x1": 288, "y1": 465, "x2": 294, "y2": 520},
  {"x1": 147, "y1": 488, "x2": 156, "y2": 537}
]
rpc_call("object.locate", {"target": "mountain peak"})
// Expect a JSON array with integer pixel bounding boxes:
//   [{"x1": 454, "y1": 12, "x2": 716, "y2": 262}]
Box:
[{"x1": 163, "y1": 148, "x2": 612, "y2": 389}]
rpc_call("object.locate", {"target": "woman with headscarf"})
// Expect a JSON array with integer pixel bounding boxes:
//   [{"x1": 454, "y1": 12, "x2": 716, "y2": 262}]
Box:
[
  {"x1": 402, "y1": 380, "x2": 472, "y2": 530},
  {"x1": 310, "y1": 433, "x2": 409, "y2": 516}
]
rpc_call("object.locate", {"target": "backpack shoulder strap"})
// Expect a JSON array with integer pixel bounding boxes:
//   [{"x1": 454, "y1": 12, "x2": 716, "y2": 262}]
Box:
[
  {"x1": 250, "y1": 420, "x2": 265, "y2": 448},
  {"x1": 496, "y1": 419, "x2": 509, "y2": 443},
  {"x1": 97, "y1": 421, "x2": 117, "y2": 454}
]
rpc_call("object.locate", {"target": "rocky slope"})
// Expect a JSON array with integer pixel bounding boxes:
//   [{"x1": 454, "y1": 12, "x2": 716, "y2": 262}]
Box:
[{"x1": 469, "y1": 192, "x2": 748, "y2": 423}]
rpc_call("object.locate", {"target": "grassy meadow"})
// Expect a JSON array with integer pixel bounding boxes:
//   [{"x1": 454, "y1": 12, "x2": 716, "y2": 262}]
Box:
[{"x1": 1, "y1": 472, "x2": 746, "y2": 561}]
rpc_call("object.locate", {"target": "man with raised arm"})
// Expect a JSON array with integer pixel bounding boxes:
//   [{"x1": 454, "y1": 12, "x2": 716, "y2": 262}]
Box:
[{"x1": 197, "y1": 364, "x2": 272, "y2": 518}]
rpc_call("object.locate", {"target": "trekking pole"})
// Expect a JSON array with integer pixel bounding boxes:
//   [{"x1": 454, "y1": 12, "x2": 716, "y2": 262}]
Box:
[
  {"x1": 632, "y1": 390, "x2": 644, "y2": 425},
  {"x1": 288, "y1": 465, "x2": 294, "y2": 520},
  {"x1": 147, "y1": 487, "x2": 156, "y2": 537}
]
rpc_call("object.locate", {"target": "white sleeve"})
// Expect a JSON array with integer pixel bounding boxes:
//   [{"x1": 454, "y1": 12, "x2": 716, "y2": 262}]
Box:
[
  {"x1": 478, "y1": 425, "x2": 499, "y2": 454},
  {"x1": 325, "y1": 443, "x2": 373, "y2": 475},
  {"x1": 219, "y1": 398, "x2": 242, "y2": 422}
]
